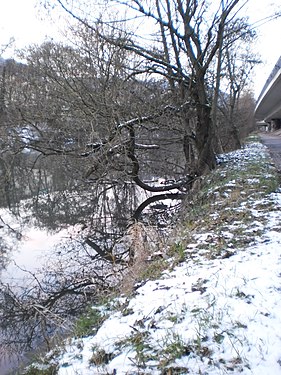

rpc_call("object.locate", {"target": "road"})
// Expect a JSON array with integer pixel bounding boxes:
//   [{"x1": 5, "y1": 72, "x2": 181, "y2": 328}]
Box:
[{"x1": 259, "y1": 131, "x2": 281, "y2": 172}]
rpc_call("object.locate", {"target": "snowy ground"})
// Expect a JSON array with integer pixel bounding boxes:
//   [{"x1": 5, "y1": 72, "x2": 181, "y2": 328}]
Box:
[{"x1": 29, "y1": 141, "x2": 281, "y2": 374}]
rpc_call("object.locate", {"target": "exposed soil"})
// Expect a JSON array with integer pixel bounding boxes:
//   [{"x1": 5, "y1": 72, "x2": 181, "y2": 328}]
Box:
[{"x1": 259, "y1": 131, "x2": 281, "y2": 172}]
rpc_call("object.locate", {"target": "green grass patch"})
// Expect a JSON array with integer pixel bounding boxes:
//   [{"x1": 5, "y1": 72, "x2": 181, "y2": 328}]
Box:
[
  {"x1": 23, "y1": 363, "x2": 59, "y2": 375},
  {"x1": 138, "y1": 258, "x2": 168, "y2": 281},
  {"x1": 74, "y1": 306, "x2": 108, "y2": 338}
]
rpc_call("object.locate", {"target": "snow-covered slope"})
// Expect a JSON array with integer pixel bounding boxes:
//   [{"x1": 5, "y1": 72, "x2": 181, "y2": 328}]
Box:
[{"x1": 28, "y1": 140, "x2": 281, "y2": 375}]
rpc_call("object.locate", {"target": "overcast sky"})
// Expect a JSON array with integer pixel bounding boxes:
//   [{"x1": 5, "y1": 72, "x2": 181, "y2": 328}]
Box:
[
  {"x1": 0, "y1": 0, "x2": 50, "y2": 49},
  {"x1": 0, "y1": 0, "x2": 280, "y2": 97}
]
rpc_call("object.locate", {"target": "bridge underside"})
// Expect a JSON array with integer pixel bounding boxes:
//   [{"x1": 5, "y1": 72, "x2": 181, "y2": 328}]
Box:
[{"x1": 255, "y1": 57, "x2": 281, "y2": 125}]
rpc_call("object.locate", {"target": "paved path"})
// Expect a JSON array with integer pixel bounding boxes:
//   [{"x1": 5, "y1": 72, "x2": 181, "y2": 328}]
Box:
[{"x1": 259, "y1": 131, "x2": 281, "y2": 172}]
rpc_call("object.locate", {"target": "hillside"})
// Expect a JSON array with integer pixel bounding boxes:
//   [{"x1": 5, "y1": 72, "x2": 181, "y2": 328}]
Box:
[{"x1": 24, "y1": 136, "x2": 281, "y2": 375}]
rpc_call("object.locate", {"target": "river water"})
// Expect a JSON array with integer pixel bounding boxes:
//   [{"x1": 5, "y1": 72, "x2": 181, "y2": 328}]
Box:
[
  {"x1": 0, "y1": 213, "x2": 70, "y2": 374},
  {"x1": 0, "y1": 185, "x2": 159, "y2": 373},
  {"x1": 2, "y1": 227, "x2": 68, "y2": 282}
]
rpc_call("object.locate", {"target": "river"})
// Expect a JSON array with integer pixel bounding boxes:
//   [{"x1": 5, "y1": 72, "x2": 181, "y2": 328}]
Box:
[{"x1": 0, "y1": 211, "x2": 70, "y2": 374}]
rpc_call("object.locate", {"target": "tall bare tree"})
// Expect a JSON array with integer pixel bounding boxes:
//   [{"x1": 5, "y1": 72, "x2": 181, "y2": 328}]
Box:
[{"x1": 53, "y1": 0, "x2": 251, "y2": 175}]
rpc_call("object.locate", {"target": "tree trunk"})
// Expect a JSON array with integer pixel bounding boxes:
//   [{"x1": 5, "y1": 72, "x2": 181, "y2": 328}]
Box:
[
  {"x1": 195, "y1": 103, "x2": 217, "y2": 175},
  {"x1": 191, "y1": 76, "x2": 217, "y2": 175}
]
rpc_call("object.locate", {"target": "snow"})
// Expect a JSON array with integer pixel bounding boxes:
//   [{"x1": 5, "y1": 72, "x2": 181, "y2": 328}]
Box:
[
  {"x1": 58, "y1": 228, "x2": 281, "y2": 373},
  {"x1": 19, "y1": 142, "x2": 281, "y2": 373},
  {"x1": 4, "y1": 143, "x2": 281, "y2": 375}
]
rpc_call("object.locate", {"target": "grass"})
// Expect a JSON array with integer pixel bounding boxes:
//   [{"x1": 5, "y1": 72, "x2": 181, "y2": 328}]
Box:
[
  {"x1": 157, "y1": 331, "x2": 192, "y2": 368},
  {"x1": 23, "y1": 136, "x2": 281, "y2": 373},
  {"x1": 85, "y1": 137, "x2": 281, "y2": 372},
  {"x1": 167, "y1": 242, "x2": 186, "y2": 265},
  {"x1": 115, "y1": 330, "x2": 154, "y2": 369},
  {"x1": 23, "y1": 364, "x2": 59, "y2": 375},
  {"x1": 89, "y1": 346, "x2": 115, "y2": 366},
  {"x1": 138, "y1": 257, "x2": 169, "y2": 281},
  {"x1": 171, "y1": 139, "x2": 280, "y2": 263},
  {"x1": 74, "y1": 306, "x2": 108, "y2": 338}
]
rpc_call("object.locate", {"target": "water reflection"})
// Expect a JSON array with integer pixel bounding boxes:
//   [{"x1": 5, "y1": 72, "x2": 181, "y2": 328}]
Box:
[
  {"x1": 3, "y1": 227, "x2": 68, "y2": 283},
  {"x1": 0, "y1": 217, "x2": 70, "y2": 374}
]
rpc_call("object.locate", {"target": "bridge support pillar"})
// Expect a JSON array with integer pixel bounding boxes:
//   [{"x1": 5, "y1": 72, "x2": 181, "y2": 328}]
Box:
[{"x1": 272, "y1": 119, "x2": 281, "y2": 130}]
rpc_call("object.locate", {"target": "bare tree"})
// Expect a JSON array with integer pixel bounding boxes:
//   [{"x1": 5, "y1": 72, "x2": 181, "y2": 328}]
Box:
[
  {"x1": 0, "y1": 31, "x2": 185, "y2": 355},
  {"x1": 0, "y1": 0, "x2": 261, "y2": 358},
  {"x1": 52, "y1": 0, "x2": 253, "y2": 175},
  {"x1": 11, "y1": 32, "x2": 190, "y2": 221},
  {"x1": 212, "y1": 17, "x2": 259, "y2": 151}
]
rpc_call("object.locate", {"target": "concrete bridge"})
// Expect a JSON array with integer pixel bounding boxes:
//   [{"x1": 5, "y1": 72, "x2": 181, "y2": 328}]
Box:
[{"x1": 255, "y1": 56, "x2": 281, "y2": 130}]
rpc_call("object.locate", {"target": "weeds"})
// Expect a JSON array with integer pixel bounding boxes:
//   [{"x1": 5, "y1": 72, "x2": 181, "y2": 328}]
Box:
[
  {"x1": 74, "y1": 306, "x2": 108, "y2": 338},
  {"x1": 138, "y1": 258, "x2": 168, "y2": 281},
  {"x1": 158, "y1": 331, "x2": 191, "y2": 368},
  {"x1": 23, "y1": 363, "x2": 59, "y2": 375},
  {"x1": 168, "y1": 242, "x2": 186, "y2": 265},
  {"x1": 176, "y1": 141, "x2": 280, "y2": 262},
  {"x1": 116, "y1": 330, "x2": 154, "y2": 369},
  {"x1": 89, "y1": 346, "x2": 114, "y2": 366}
]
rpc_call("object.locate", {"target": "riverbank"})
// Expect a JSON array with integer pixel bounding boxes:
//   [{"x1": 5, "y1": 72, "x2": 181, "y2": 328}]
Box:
[{"x1": 21, "y1": 136, "x2": 281, "y2": 374}]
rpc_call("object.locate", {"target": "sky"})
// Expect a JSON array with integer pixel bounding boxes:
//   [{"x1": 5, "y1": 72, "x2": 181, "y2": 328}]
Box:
[
  {"x1": 0, "y1": 0, "x2": 52, "y2": 51},
  {"x1": 0, "y1": 0, "x2": 280, "y2": 98}
]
